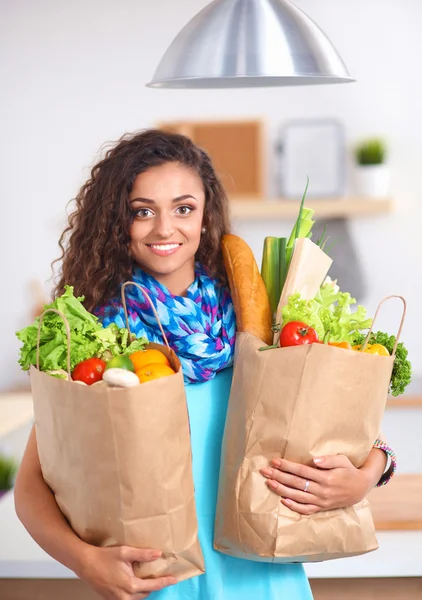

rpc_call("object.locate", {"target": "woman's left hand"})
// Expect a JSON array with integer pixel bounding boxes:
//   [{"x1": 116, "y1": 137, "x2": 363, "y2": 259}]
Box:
[{"x1": 260, "y1": 455, "x2": 373, "y2": 515}]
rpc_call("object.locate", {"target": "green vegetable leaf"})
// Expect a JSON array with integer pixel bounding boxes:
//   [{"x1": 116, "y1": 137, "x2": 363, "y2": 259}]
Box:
[
  {"x1": 282, "y1": 281, "x2": 372, "y2": 344},
  {"x1": 125, "y1": 337, "x2": 149, "y2": 355},
  {"x1": 51, "y1": 286, "x2": 100, "y2": 331},
  {"x1": 352, "y1": 331, "x2": 412, "y2": 396},
  {"x1": 16, "y1": 286, "x2": 148, "y2": 372},
  {"x1": 318, "y1": 292, "x2": 372, "y2": 343},
  {"x1": 46, "y1": 369, "x2": 69, "y2": 380}
]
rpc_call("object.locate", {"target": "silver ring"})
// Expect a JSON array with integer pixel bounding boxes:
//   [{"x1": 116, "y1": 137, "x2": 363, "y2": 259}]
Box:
[{"x1": 303, "y1": 480, "x2": 310, "y2": 493}]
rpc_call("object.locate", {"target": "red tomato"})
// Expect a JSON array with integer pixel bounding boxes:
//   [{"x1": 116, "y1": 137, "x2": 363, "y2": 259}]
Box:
[
  {"x1": 279, "y1": 321, "x2": 318, "y2": 347},
  {"x1": 72, "y1": 358, "x2": 106, "y2": 385}
]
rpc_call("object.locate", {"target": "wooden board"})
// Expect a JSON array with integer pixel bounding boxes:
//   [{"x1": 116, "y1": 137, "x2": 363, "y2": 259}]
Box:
[
  {"x1": 310, "y1": 577, "x2": 422, "y2": 600},
  {"x1": 228, "y1": 198, "x2": 393, "y2": 219},
  {"x1": 387, "y1": 397, "x2": 422, "y2": 408},
  {"x1": 387, "y1": 377, "x2": 422, "y2": 407},
  {"x1": 158, "y1": 120, "x2": 264, "y2": 198},
  {"x1": 368, "y1": 474, "x2": 422, "y2": 530},
  {"x1": 1, "y1": 577, "x2": 421, "y2": 600},
  {"x1": 0, "y1": 579, "x2": 99, "y2": 600}
]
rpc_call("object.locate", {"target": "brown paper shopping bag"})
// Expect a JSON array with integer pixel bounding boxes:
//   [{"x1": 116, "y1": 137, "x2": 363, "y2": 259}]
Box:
[
  {"x1": 31, "y1": 282, "x2": 204, "y2": 581},
  {"x1": 214, "y1": 296, "x2": 406, "y2": 563}
]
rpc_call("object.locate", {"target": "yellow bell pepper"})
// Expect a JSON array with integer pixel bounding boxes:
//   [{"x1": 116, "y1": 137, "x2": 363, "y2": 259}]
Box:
[{"x1": 352, "y1": 343, "x2": 390, "y2": 356}]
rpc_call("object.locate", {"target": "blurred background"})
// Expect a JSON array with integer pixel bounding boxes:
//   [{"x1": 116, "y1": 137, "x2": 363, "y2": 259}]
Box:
[
  {"x1": 1, "y1": 1, "x2": 421, "y2": 599},
  {"x1": 2, "y1": 0, "x2": 422, "y2": 391}
]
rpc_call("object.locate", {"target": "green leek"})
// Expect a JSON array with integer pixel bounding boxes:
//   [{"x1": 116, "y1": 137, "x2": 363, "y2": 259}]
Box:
[
  {"x1": 285, "y1": 178, "x2": 315, "y2": 268},
  {"x1": 261, "y1": 237, "x2": 281, "y2": 318},
  {"x1": 278, "y1": 237, "x2": 287, "y2": 297}
]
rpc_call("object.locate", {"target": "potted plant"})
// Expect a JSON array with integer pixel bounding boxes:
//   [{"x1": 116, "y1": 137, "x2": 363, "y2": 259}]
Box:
[
  {"x1": 0, "y1": 453, "x2": 18, "y2": 500},
  {"x1": 354, "y1": 138, "x2": 390, "y2": 198}
]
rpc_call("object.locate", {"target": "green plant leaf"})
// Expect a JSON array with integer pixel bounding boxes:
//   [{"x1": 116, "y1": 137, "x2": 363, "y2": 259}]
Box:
[{"x1": 355, "y1": 138, "x2": 386, "y2": 165}]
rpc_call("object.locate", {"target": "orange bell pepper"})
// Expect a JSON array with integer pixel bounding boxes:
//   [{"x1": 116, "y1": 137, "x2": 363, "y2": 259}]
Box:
[{"x1": 329, "y1": 341, "x2": 352, "y2": 350}]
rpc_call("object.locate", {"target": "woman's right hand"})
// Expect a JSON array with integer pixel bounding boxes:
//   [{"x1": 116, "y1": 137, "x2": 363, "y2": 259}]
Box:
[{"x1": 78, "y1": 545, "x2": 177, "y2": 600}]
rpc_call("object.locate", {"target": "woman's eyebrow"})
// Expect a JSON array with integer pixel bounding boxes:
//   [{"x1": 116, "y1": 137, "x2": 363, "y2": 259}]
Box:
[{"x1": 130, "y1": 194, "x2": 197, "y2": 204}]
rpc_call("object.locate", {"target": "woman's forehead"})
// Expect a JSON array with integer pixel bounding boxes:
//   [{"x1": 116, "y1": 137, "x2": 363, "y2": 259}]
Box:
[{"x1": 131, "y1": 163, "x2": 205, "y2": 201}]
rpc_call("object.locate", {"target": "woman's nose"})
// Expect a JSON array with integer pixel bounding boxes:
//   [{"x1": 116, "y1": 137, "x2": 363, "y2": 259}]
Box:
[{"x1": 154, "y1": 212, "x2": 175, "y2": 238}]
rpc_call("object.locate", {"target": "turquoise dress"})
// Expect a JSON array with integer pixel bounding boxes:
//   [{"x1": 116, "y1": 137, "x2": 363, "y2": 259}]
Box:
[{"x1": 154, "y1": 368, "x2": 313, "y2": 600}]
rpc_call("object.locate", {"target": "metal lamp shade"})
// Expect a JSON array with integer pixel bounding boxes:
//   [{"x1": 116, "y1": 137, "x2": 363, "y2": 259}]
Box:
[{"x1": 147, "y1": 0, "x2": 354, "y2": 89}]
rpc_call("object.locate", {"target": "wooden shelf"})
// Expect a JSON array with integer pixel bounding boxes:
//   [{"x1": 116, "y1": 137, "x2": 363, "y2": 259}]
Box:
[
  {"x1": 387, "y1": 397, "x2": 422, "y2": 408},
  {"x1": 387, "y1": 380, "x2": 422, "y2": 408},
  {"x1": 368, "y1": 474, "x2": 422, "y2": 530},
  {"x1": 229, "y1": 197, "x2": 393, "y2": 220}
]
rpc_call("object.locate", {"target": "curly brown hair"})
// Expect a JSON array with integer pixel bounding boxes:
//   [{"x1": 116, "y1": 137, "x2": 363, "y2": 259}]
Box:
[{"x1": 53, "y1": 129, "x2": 231, "y2": 311}]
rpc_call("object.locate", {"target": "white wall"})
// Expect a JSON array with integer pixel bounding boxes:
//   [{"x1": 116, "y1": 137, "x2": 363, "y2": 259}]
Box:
[{"x1": 1, "y1": 0, "x2": 421, "y2": 391}]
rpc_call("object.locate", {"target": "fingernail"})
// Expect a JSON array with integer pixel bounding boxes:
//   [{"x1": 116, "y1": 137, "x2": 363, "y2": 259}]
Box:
[
  {"x1": 170, "y1": 578, "x2": 178, "y2": 585},
  {"x1": 261, "y1": 468, "x2": 273, "y2": 477},
  {"x1": 268, "y1": 480, "x2": 278, "y2": 489},
  {"x1": 314, "y1": 457, "x2": 324, "y2": 464},
  {"x1": 152, "y1": 551, "x2": 162, "y2": 559},
  {"x1": 282, "y1": 498, "x2": 292, "y2": 505},
  {"x1": 272, "y1": 459, "x2": 282, "y2": 467}
]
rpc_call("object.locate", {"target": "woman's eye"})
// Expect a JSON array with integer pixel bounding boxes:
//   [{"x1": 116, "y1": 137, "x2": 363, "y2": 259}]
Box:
[
  {"x1": 135, "y1": 208, "x2": 154, "y2": 218},
  {"x1": 176, "y1": 205, "x2": 194, "y2": 215}
]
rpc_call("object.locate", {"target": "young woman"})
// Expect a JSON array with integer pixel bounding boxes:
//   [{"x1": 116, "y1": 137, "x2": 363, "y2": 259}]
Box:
[{"x1": 14, "y1": 129, "x2": 395, "y2": 600}]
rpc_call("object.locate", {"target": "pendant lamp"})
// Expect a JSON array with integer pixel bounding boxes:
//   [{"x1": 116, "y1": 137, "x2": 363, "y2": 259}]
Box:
[{"x1": 147, "y1": 0, "x2": 354, "y2": 88}]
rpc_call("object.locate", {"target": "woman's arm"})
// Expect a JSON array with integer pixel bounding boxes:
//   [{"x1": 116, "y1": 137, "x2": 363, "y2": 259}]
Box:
[
  {"x1": 14, "y1": 426, "x2": 92, "y2": 575},
  {"x1": 360, "y1": 446, "x2": 388, "y2": 488},
  {"x1": 260, "y1": 446, "x2": 390, "y2": 515},
  {"x1": 14, "y1": 425, "x2": 176, "y2": 600},
  {"x1": 372, "y1": 438, "x2": 397, "y2": 486}
]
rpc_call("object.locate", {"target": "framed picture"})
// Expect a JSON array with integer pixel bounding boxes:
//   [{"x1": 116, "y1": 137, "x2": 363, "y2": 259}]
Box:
[{"x1": 277, "y1": 119, "x2": 345, "y2": 198}]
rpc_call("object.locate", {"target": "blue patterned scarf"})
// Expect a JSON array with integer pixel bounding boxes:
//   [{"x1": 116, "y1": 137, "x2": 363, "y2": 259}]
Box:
[{"x1": 95, "y1": 264, "x2": 236, "y2": 383}]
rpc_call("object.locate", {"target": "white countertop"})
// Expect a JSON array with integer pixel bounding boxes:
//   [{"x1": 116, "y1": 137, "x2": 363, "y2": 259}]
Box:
[
  {"x1": 304, "y1": 533, "x2": 422, "y2": 579},
  {"x1": 0, "y1": 393, "x2": 33, "y2": 438},
  {"x1": 0, "y1": 489, "x2": 421, "y2": 579},
  {"x1": 0, "y1": 491, "x2": 76, "y2": 578}
]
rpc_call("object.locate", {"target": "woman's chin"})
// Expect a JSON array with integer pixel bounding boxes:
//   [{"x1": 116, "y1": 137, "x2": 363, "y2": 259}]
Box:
[{"x1": 135, "y1": 257, "x2": 194, "y2": 278}]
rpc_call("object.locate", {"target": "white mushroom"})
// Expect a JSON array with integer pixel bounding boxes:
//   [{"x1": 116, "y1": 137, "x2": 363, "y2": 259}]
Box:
[{"x1": 102, "y1": 368, "x2": 140, "y2": 388}]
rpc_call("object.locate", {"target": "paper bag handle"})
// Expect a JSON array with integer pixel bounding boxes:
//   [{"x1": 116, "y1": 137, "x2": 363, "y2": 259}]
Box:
[
  {"x1": 361, "y1": 295, "x2": 407, "y2": 356},
  {"x1": 36, "y1": 308, "x2": 72, "y2": 379},
  {"x1": 121, "y1": 282, "x2": 171, "y2": 350}
]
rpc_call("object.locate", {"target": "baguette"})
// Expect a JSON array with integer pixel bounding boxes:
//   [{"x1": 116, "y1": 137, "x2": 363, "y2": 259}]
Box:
[{"x1": 222, "y1": 234, "x2": 273, "y2": 345}]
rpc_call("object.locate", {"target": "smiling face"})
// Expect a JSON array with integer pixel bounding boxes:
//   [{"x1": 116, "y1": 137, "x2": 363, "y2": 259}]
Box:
[{"x1": 129, "y1": 162, "x2": 206, "y2": 296}]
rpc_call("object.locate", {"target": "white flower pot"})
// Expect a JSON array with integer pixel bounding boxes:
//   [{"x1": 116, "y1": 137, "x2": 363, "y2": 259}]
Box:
[{"x1": 354, "y1": 164, "x2": 390, "y2": 198}]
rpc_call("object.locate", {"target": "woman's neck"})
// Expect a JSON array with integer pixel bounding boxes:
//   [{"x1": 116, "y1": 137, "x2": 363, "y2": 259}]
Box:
[{"x1": 137, "y1": 262, "x2": 196, "y2": 297}]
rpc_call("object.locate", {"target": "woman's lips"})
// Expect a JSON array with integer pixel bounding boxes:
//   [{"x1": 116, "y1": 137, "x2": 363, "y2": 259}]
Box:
[{"x1": 146, "y1": 243, "x2": 182, "y2": 257}]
